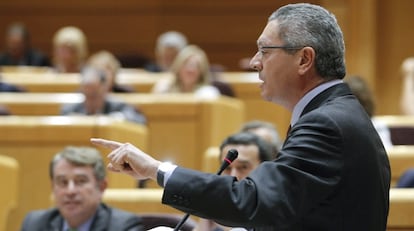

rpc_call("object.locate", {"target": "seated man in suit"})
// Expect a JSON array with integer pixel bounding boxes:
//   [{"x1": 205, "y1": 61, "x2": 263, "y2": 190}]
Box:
[
  {"x1": 61, "y1": 66, "x2": 146, "y2": 124},
  {"x1": 87, "y1": 50, "x2": 135, "y2": 93},
  {"x1": 0, "y1": 22, "x2": 50, "y2": 66},
  {"x1": 196, "y1": 132, "x2": 274, "y2": 231},
  {"x1": 20, "y1": 146, "x2": 144, "y2": 231}
]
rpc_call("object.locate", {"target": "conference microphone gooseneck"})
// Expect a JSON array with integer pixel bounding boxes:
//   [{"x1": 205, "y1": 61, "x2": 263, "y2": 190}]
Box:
[{"x1": 173, "y1": 149, "x2": 239, "y2": 231}]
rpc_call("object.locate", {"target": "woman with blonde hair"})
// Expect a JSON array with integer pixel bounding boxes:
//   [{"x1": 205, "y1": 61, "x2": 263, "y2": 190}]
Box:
[
  {"x1": 52, "y1": 26, "x2": 88, "y2": 73},
  {"x1": 151, "y1": 45, "x2": 220, "y2": 98}
]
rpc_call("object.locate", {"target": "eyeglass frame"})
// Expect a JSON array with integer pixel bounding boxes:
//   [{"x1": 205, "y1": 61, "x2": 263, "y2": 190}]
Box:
[{"x1": 260, "y1": 45, "x2": 305, "y2": 50}]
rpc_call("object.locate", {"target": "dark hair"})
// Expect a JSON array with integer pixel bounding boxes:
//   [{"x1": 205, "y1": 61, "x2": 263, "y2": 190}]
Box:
[{"x1": 219, "y1": 132, "x2": 274, "y2": 162}]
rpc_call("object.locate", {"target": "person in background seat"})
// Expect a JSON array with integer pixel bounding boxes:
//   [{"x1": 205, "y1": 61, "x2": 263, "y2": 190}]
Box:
[
  {"x1": 61, "y1": 66, "x2": 146, "y2": 124},
  {"x1": 0, "y1": 22, "x2": 50, "y2": 66},
  {"x1": 20, "y1": 146, "x2": 144, "y2": 231}
]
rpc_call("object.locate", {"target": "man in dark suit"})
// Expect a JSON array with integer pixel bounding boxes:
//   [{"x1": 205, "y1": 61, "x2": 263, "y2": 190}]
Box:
[
  {"x1": 20, "y1": 146, "x2": 144, "y2": 231},
  {"x1": 0, "y1": 22, "x2": 50, "y2": 66},
  {"x1": 61, "y1": 66, "x2": 146, "y2": 124},
  {"x1": 91, "y1": 3, "x2": 391, "y2": 231}
]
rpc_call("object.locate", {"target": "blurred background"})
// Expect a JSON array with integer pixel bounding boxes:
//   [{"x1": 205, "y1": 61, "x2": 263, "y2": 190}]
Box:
[{"x1": 0, "y1": 0, "x2": 413, "y2": 115}]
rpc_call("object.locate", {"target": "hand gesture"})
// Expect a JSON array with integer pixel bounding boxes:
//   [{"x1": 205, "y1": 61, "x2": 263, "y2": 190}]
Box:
[{"x1": 90, "y1": 138, "x2": 161, "y2": 180}]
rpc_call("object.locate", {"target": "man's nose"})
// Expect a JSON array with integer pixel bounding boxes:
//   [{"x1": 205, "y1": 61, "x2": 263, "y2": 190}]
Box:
[
  {"x1": 249, "y1": 53, "x2": 261, "y2": 71},
  {"x1": 66, "y1": 180, "x2": 76, "y2": 192}
]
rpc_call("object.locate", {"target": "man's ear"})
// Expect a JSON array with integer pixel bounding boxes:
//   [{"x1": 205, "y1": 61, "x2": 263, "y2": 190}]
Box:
[{"x1": 298, "y1": 46, "x2": 315, "y2": 75}]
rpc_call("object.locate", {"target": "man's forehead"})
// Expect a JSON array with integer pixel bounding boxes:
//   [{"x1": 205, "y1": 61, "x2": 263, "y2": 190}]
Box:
[{"x1": 257, "y1": 21, "x2": 280, "y2": 46}]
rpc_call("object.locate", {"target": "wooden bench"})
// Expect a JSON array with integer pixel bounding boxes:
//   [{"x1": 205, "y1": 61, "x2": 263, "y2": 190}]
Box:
[
  {"x1": 0, "y1": 71, "x2": 167, "y2": 93},
  {"x1": 374, "y1": 115, "x2": 414, "y2": 145},
  {"x1": 388, "y1": 188, "x2": 414, "y2": 230},
  {"x1": 387, "y1": 145, "x2": 414, "y2": 187},
  {"x1": 0, "y1": 116, "x2": 148, "y2": 231},
  {"x1": 103, "y1": 188, "x2": 199, "y2": 228},
  {"x1": 0, "y1": 93, "x2": 245, "y2": 171},
  {"x1": 0, "y1": 155, "x2": 19, "y2": 231},
  {"x1": 1, "y1": 71, "x2": 291, "y2": 135},
  {"x1": 103, "y1": 188, "x2": 176, "y2": 214}
]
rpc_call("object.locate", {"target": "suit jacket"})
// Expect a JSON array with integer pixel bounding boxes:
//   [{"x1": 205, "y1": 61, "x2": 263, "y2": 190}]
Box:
[
  {"x1": 396, "y1": 168, "x2": 414, "y2": 187},
  {"x1": 61, "y1": 98, "x2": 146, "y2": 124},
  {"x1": 0, "y1": 49, "x2": 50, "y2": 66},
  {"x1": 161, "y1": 83, "x2": 391, "y2": 231},
  {"x1": 0, "y1": 82, "x2": 25, "y2": 92},
  {"x1": 20, "y1": 203, "x2": 144, "y2": 231}
]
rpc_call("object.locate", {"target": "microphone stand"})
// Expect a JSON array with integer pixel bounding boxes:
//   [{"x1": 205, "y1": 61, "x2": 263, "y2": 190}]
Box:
[{"x1": 173, "y1": 149, "x2": 238, "y2": 231}]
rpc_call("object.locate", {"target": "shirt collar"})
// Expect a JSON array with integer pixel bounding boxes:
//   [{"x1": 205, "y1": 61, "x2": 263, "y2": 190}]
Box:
[
  {"x1": 62, "y1": 215, "x2": 94, "y2": 231},
  {"x1": 290, "y1": 79, "x2": 343, "y2": 126}
]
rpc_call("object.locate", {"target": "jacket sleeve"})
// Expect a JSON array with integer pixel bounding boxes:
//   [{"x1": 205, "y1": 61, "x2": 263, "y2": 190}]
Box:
[{"x1": 162, "y1": 112, "x2": 344, "y2": 229}]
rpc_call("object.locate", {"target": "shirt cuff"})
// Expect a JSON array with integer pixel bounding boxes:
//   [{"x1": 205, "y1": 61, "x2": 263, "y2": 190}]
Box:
[{"x1": 157, "y1": 162, "x2": 177, "y2": 187}]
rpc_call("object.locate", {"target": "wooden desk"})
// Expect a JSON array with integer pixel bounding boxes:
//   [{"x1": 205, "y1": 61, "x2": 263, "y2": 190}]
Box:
[
  {"x1": 374, "y1": 115, "x2": 414, "y2": 126},
  {"x1": 102, "y1": 188, "x2": 199, "y2": 225},
  {"x1": 388, "y1": 188, "x2": 414, "y2": 230},
  {"x1": 1, "y1": 72, "x2": 81, "y2": 92},
  {"x1": 103, "y1": 189, "x2": 177, "y2": 214},
  {"x1": 388, "y1": 145, "x2": 414, "y2": 187},
  {"x1": 0, "y1": 93, "x2": 245, "y2": 171},
  {"x1": 1, "y1": 71, "x2": 291, "y2": 135},
  {"x1": 0, "y1": 155, "x2": 19, "y2": 231},
  {"x1": 126, "y1": 71, "x2": 292, "y2": 136},
  {"x1": 1, "y1": 71, "x2": 166, "y2": 93},
  {"x1": 374, "y1": 115, "x2": 414, "y2": 145},
  {"x1": 219, "y1": 72, "x2": 291, "y2": 137},
  {"x1": 0, "y1": 116, "x2": 148, "y2": 231}
]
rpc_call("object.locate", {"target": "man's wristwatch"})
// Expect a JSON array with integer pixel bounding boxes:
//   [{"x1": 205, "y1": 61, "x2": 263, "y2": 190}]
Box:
[{"x1": 156, "y1": 162, "x2": 176, "y2": 187}]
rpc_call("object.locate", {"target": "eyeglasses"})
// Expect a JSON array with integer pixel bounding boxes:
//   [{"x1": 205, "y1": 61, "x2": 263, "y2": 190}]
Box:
[
  {"x1": 256, "y1": 45, "x2": 304, "y2": 58},
  {"x1": 260, "y1": 45, "x2": 304, "y2": 50}
]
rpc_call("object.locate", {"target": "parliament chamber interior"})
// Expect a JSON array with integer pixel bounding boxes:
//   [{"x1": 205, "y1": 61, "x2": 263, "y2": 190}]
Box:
[{"x1": 1, "y1": 0, "x2": 414, "y2": 230}]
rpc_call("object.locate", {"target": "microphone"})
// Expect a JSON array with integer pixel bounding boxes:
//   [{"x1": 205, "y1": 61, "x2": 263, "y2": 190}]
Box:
[
  {"x1": 173, "y1": 149, "x2": 238, "y2": 231},
  {"x1": 216, "y1": 148, "x2": 239, "y2": 175}
]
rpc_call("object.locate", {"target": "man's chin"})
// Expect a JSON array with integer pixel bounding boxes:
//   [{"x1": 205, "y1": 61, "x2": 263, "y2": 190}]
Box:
[
  {"x1": 60, "y1": 204, "x2": 81, "y2": 214},
  {"x1": 260, "y1": 92, "x2": 272, "y2": 102}
]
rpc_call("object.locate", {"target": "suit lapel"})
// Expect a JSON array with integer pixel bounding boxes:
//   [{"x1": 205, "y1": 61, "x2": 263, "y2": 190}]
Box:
[
  {"x1": 49, "y1": 215, "x2": 63, "y2": 231},
  {"x1": 90, "y1": 204, "x2": 110, "y2": 231}
]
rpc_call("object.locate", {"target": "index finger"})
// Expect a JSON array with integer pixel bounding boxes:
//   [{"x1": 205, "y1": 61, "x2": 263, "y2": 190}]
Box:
[{"x1": 90, "y1": 138, "x2": 123, "y2": 150}]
